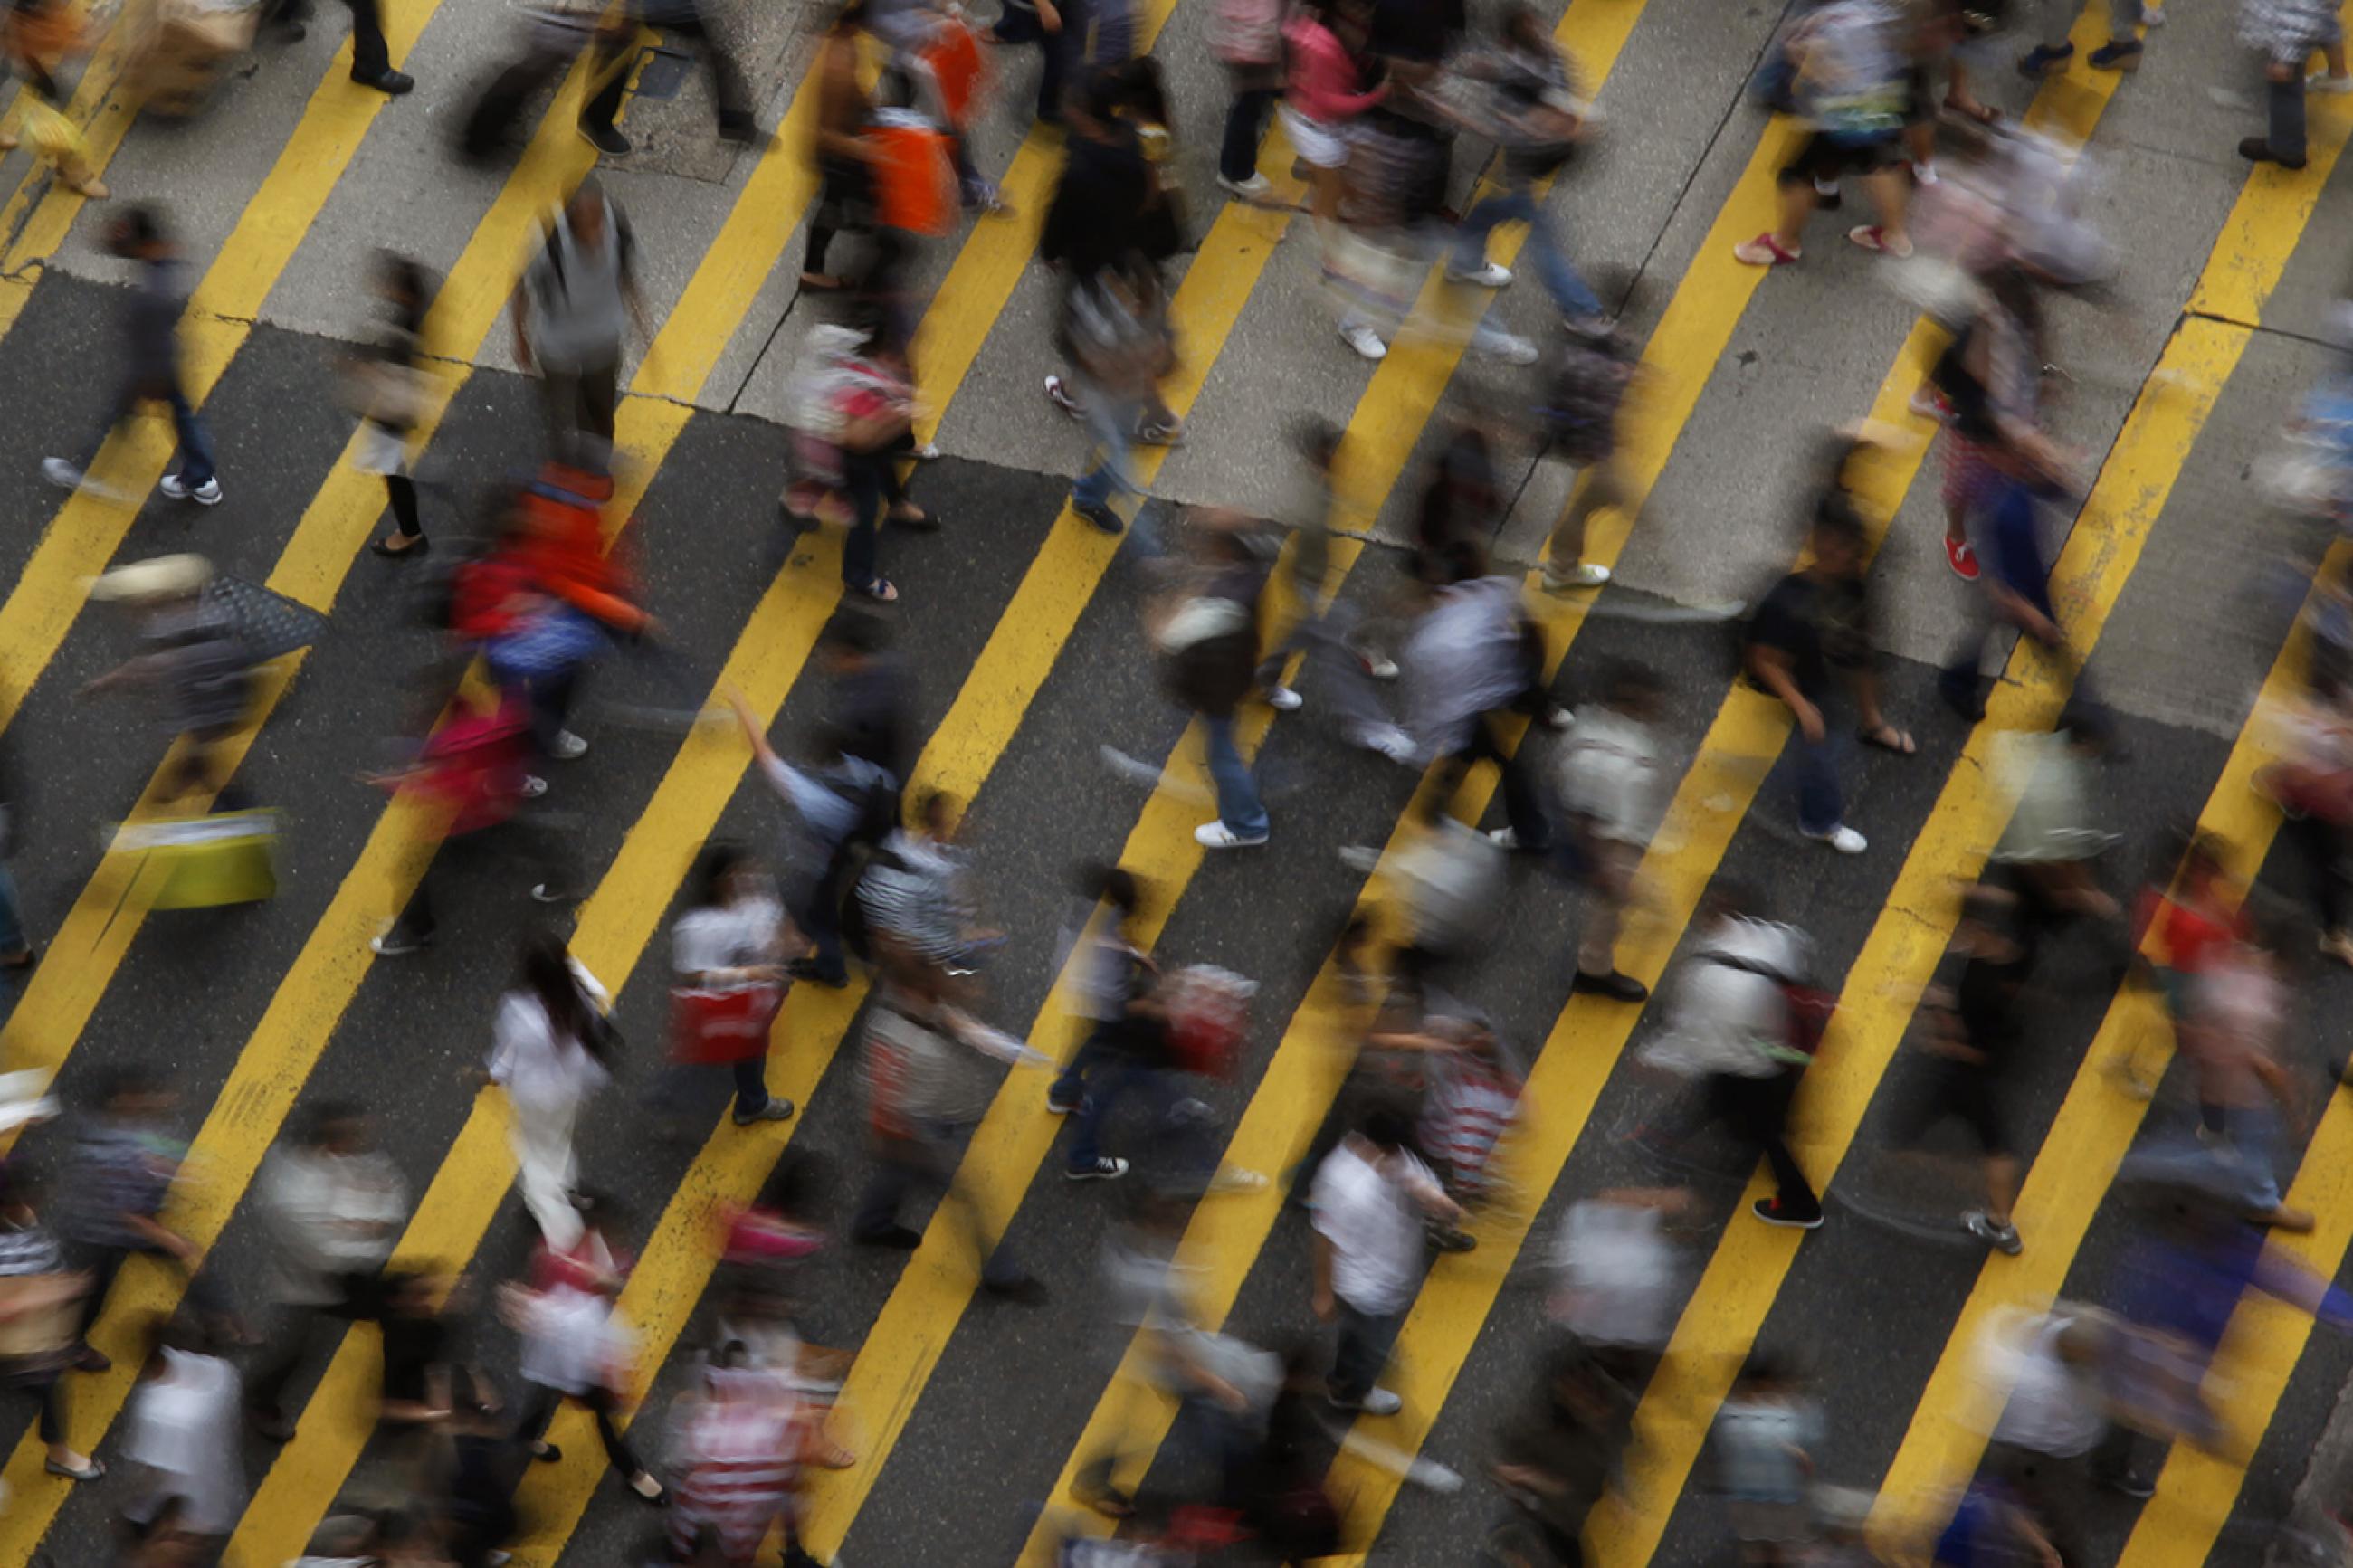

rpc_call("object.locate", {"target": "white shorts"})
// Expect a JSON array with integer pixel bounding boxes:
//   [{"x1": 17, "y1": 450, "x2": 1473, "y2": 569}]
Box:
[{"x1": 1281, "y1": 106, "x2": 1350, "y2": 170}]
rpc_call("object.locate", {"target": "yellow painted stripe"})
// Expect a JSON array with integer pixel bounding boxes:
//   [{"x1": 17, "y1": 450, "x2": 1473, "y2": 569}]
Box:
[
  {"x1": 1862, "y1": 109, "x2": 2353, "y2": 1553},
  {"x1": 0, "y1": 52, "x2": 632, "y2": 1567},
  {"x1": 1584, "y1": 173, "x2": 2325, "y2": 1568},
  {"x1": 0, "y1": 0, "x2": 450, "y2": 739}
]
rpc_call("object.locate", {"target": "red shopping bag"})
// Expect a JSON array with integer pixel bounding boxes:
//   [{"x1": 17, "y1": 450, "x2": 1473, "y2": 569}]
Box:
[
  {"x1": 868, "y1": 113, "x2": 957, "y2": 235},
  {"x1": 670, "y1": 984, "x2": 784, "y2": 1065}
]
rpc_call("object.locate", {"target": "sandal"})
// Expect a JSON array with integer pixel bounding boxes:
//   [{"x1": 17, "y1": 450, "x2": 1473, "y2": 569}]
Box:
[
  {"x1": 797, "y1": 271, "x2": 850, "y2": 291},
  {"x1": 888, "y1": 506, "x2": 940, "y2": 533},
  {"x1": 1732, "y1": 231, "x2": 1801, "y2": 267},
  {"x1": 1859, "y1": 723, "x2": 1917, "y2": 755},
  {"x1": 854, "y1": 577, "x2": 899, "y2": 604},
  {"x1": 1847, "y1": 224, "x2": 1914, "y2": 259}
]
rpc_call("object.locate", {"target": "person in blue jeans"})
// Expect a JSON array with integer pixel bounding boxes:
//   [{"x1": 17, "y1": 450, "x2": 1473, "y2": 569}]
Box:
[
  {"x1": 1157, "y1": 516, "x2": 1281, "y2": 848},
  {"x1": 1048, "y1": 865, "x2": 1161, "y2": 1181},
  {"x1": 1743, "y1": 499, "x2": 1899, "y2": 856},
  {"x1": 43, "y1": 206, "x2": 221, "y2": 507},
  {"x1": 1447, "y1": 6, "x2": 1605, "y2": 323}
]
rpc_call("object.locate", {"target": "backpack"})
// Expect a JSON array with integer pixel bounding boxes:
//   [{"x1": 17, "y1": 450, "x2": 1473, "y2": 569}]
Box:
[
  {"x1": 1156, "y1": 593, "x2": 1257, "y2": 716},
  {"x1": 1540, "y1": 325, "x2": 1634, "y2": 466},
  {"x1": 1704, "y1": 952, "x2": 1834, "y2": 1061}
]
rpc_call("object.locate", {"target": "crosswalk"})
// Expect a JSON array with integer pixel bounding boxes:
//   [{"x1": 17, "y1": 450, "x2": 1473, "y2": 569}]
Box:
[{"x1": 0, "y1": 0, "x2": 2347, "y2": 1563}]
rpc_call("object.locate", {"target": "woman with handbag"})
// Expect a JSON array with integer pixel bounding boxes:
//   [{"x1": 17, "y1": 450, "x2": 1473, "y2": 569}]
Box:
[
  {"x1": 655, "y1": 842, "x2": 799, "y2": 1136},
  {"x1": 357, "y1": 254, "x2": 434, "y2": 559}
]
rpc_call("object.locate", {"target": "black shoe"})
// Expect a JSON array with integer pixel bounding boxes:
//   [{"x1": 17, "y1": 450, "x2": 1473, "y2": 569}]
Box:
[
  {"x1": 732, "y1": 1098, "x2": 795, "y2": 1126},
  {"x1": 1939, "y1": 677, "x2": 1986, "y2": 724},
  {"x1": 354, "y1": 68, "x2": 414, "y2": 95},
  {"x1": 246, "y1": 1406, "x2": 295, "y2": 1442},
  {"x1": 73, "y1": 1345, "x2": 110, "y2": 1373},
  {"x1": 1751, "y1": 1197, "x2": 1824, "y2": 1230},
  {"x1": 2085, "y1": 38, "x2": 2139, "y2": 70},
  {"x1": 529, "y1": 1440, "x2": 562, "y2": 1464},
  {"x1": 2101, "y1": 1468, "x2": 2156, "y2": 1499},
  {"x1": 1572, "y1": 970, "x2": 1649, "y2": 1003},
  {"x1": 1427, "y1": 1225, "x2": 1478, "y2": 1253},
  {"x1": 854, "y1": 1223, "x2": 923, "y2": 1250},
  {"x1": 982, "y1": 1273, "x2": 1048, "y2": 1304},
  {"x1": 581, "y1": 121, "x2": 632, "y2": 157},
  {"x1": 1072, "y1": 499, "x2": 1123, "y2": 533},
  {"x1": 2239, "y1": 136, "x2": 2307, "y2": 169},
  {"x1": 787, "y1": 956, "x2": 848, "y2": 987}
]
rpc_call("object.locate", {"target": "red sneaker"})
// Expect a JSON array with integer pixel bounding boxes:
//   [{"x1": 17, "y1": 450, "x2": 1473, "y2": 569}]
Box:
[{"x1": 1945, "y1": 536, "x2": 1980, "y2": 582}]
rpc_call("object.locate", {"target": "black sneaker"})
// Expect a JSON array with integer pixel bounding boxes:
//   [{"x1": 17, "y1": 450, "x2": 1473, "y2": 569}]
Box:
[
  {"x1": 580, "y1": 121, "x2": 632, "y2": 157},
  {"x1": 1751, "y1": 1197, "x2": 1824, "y2": 1230},
  {"x1": 2101, "y1": 1469, "x2": 2157, "y2": 1499},
  {"x1": 2239, "y1": 136, "x2": 2307, "y2": 169},
  {"x1": 2086, "y1": 38, "x2": 2140, "y2": 69},
  {"x1": 354, "y1": 68, "x2": 414, "y2": 95},
  {"x1": 732, "y1": 1098, "x2": 795, "y2": 1126},
  {"x1": 1572, "y1": 970, "x2": 1650, "y2": 1003},
  {"x1": 1072, "y1": 499, "x2": 1123, "y2": 534},
  {"x1": 1065, "y1": 1155, "x2": 1130, "y2": 1182},
  {"x1": 2016, "y1": 40, "x2": 2072, "y2": 76},
  {"x1": 1046, "y1": 1088, "x2": 1085, "y2": 1115},
  {"x1": 983, "y1": 1274, "x2": 1049, "y2": 1305},
  {"x1": 1963, "y1": 1210, "x2": 2023, "y2": 1255}
]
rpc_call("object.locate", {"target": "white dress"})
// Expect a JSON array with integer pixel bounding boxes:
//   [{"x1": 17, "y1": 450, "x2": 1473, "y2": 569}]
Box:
[{"x1": 488, "y1": 965, "x2": 612, "y2": 1251}]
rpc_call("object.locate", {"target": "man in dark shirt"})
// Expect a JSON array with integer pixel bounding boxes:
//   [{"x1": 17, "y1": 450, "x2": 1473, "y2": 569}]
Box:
[
  {"x1": 43, "y1": 208, "x2": 222, "y2": 508},
  {"x1": 816, "y1": 608, "x2": 912, "y2": 784},
  {"x1": 1743, "y1": 500, "x2": 1890, "y2": 855},
  {"x1": 1892, "y1": 884, "x2": 2029, "y2": 1253}
]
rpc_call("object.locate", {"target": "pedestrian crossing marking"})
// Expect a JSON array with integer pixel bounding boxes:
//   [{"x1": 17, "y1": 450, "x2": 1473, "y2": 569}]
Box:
[
  {"x1": 0, "y1": 49, "x2": 632, "y2": 1568},
  {"x1": 1585, "y1": 134, "x2": 2323, "y2": 1567},
  {"x1": 0, "y1": 0, "x2": 457, "y2": 740},
  {"x1": 1864, "y1": 99, "x2": 2353, "y2": 1551}
]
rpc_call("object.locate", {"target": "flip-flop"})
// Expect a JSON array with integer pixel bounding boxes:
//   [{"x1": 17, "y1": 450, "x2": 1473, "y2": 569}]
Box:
[{"x1": 1858, "y1": 724, "x2": 1917, "y2": 755}]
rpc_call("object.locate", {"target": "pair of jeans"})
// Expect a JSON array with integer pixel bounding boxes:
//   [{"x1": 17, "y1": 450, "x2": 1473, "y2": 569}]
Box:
[
  {"x1": 1449, "y1": 182, "x2": 1603, "y2": 320},
  {"x1": 651, "y1": 1052, "x2": 779, "y2": 1127},
  {"x1": 841, "y1": 450, "x2": 888, "y2": 592},
  {"x1": 90, "y1": 380, "x2": 216, "y2": 489},
  {"x1": 1335, "y1": 224, "x2": 1531, "y2": 358},
  {"x1": 1202, "y1": 715, "x2": 1269, "y2": 838},
  {"x1": 1219, "y1": 82, "x2": 1277, "y2": 183},
  {"x1": 1792, "y1": 728, "x2": 1843, "y2": 836},
  {"x1": 1330, "y1": 1299, "x2": 1404, "y2": 1404},
  {"x1": 538, "y1": 358, "x2": 620, "y2": 469},
  {"x1": 1704, "y1": 1069, "x2": 1820, "y2": 1217},
  {"x1": 2287, "y1": 811, "x2": 2350, "y2": 935},
  {"x1": 854, "y1": 1122, "x2": 1026, "y2": 1288},
  {"x1": 1071, "y1": 381, "x2": 1143, "y2": 515}
]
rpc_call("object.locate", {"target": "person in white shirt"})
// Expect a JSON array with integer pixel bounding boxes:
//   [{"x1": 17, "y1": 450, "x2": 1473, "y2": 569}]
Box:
[
  {"x1": 125, "y1": 1319, "x2": 246, "y2": 1544},
  {"x1": 472, "y1": 931, "x2": 615, "y2": 1252},
  {"x1": 502, "y1": 1231, "x2": 666, "y2": 1505},
  {"x1": 658, "y1": 841, "x2": 798, "y2": 1134},
  {"x1": 1309, "y1": 1109, "x2": 1461, "y2": 1416},
  {"x1": 510, "y1": 181, "x2": 646, "y2": 469},
  {"x1": 246, "y1": 1104, "x2": 411, "y2": 1439},
  {"x1": 1558, "y1": 660, "x2": 1664, "y2": 1003}
]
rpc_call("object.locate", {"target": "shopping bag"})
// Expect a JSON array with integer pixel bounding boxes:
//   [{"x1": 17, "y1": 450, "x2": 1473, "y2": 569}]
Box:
[
  {"x1": 110, "y1": 809, "x2": 280, "y2": 908},
  {"x1": 670, "y1": 983, "x2": 784, "y2": 1064},
  {"x1": 201, "y1": 575, "x2": 328, "y2": 661}
]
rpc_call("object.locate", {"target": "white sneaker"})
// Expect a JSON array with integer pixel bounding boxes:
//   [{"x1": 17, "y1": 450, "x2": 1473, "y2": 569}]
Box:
[
  {"x1": 1479, "y1": 332, "x2": 1540, "y2": 366},
  {"x1": 549, "y1": 728, "x2": 589, "y2": 760},
  {"x1": 40, "y1": 457, "x2": 82, "y2": 491},
  {"x1": 1447, "y1": 261, "x2": 1513, "y2": 289},
  {"x1": 519, "y1": 775, "x2": 548, "y2": 800},
  {"x1": 1205, "y1": 1166, "x2": 1269, "y2": 1194},
  {"x1": 1337, "y1": 844, "x2": 1384, "y2": 874},
  {"x1": 1357, "y1": 651, "x2": 1399, "y2": 681},
  {"x1": 159, "y1": 471, "x2": 222, "y2": 506},
  {"x1": 1264, "y1": 684, "x2": 1303, "y2": 712},
  {"x1": 1403, "y1": 1455, "x2": 1464, "y2": 1492},
  {"x1": 1543, "y1": 561, "x2": 1611, "y2": 592},
  {"x1": 1804, "y1": 822, "x2": 1868, "y2": 854},
  {"x1": 1488, "y1": 827, "x2": 1521, "y2": 851},
  {"x1": 1332, "y1": 1386, "x2": 1404, "y2": 1417},
  {"x1": 1218, "y1": 171, "x2": 1272, "y2": 200},
  {"x1": 1339, "y1": 323, "x2": 1388, "y2": 361},
  {"x1": 529, "y1": 883, "x2": 568, "y2": 904},
  {"x1": 1348, "y1": 724, "x2": 1419, "y2": 765},
  {"x1": 2310, "y1": 70, "x2": 2353, "y2": 92},
  {"x1": 1812, "y1": 175, "x2": 1840, "y2": 197},
  {"x1": 1195, "y1": 821, "x2": 1270, "y2": 850}
]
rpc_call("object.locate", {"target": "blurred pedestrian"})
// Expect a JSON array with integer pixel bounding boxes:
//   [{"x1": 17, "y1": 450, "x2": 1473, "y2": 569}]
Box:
[
  {"x1": 43, "y1": 207, "x2": 220, "y2": 505},
  {"x1": 81, "y1": 555, "x2": 255, "y2": 805},
  {"x1": 0, "y1": 0, "x2": 110, "y2": 196},
  {"x1": 1152, "y1": 509, "x2": 1288, "y2": 850},
  {"x1": 1310, "y1": 1106, "x2": 1461, "y2": 1415},
  {"x1": 66, "y1": 1067, "x2": 207, "y2": 1363},
  {"x1": 804, "y1": 0, "x2": 881, "y2": 291},
  {"x1": 511, "y1": 180, "x2": 647, "y2": 470},
  {"x1": 471, "y1": 931, "x2": 617, "y2": 1251},
  {"x1": 660, "y1": 842, "x2": 798, "y2": 1134},
  {"x1": 665, "y1": 1345, "x2": 825, "y2": 1566},
  {"x1": 1210, "y1": 0, "x2": 1282, "y2": 197},
  {"x1": 2237, "y1": 0, "x2": 2349, "y2": 169},
  {"x1": 1538, "y1": 322, "x2": 1638, "y2": 594},
  {"x1": 354, "y1": 253, "x2": 433, "y2": 559},
  {"x1": 1485, "y1": 1339, "x2": 1631, "y2": 1568},
  {"x1": 0, "y1": 1165, "x2": 102, "y2": 1482},
  {"x1": 1712, "y1": 1351, "x2": 1822, "y2": 1566},
  {"x1": 1557, "y1": 660, "x2": 1662, "y2": 1003},
  {"x1": 1450, "y1": 6, "x2": 1604, "y2": 324},
  {"x1": 986, "y1": 0, "x2": 1081, "y2": 124},
  {"x1": 816, "y1": 607, "x2": 916, "y2": 784},
  {"x1": 581, "y1": 0, "x2": 757, "y2": 157},
  {"x1": 1891, "y1": 884, "x2": 2029, "y2": 1253},
  {"x1": 504, "y1": 1230, "x2": 667, "y2": 1504},
  {"x1": 1406, "y1": 540, "x2": 1555, "y2": 855},
  {"x1": 123, "y1": 1316, "x2": 245, "y2": 1552},
  {"x1": 266, "y1": 0, "x2": 411, "y2": 92},
  {"x1": 1733, "y1": 0, "x2": 1911, "y2": 266},
  {"x1": 247, "y1": 1103, "x2": 411, "y2": 1439}
]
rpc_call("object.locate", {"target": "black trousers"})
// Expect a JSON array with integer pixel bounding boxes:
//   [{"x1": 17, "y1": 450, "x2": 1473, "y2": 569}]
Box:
[
  {"x1": 1704, "y1": 1069, "x2": 1818, "y2": 1216},
  {"x1": 272, "y1": 0, "x2": 390, "y2": 77},
  {"x1": 582, "y1": 9, "x2": 751, "y2": 133},
  {"x1": 518, "y1": 1382, "x2": 647, "y2": 1480},
  {"x1": 246, "y1": 1273, "x2": 386, "y2": 1419},
  {"x1": 1445, "y1": 713, "x2": 1549, "y2": 851}
]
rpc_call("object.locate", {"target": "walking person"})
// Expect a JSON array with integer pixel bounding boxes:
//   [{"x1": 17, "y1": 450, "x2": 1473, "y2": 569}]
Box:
[
  {"x1": 43, "y1": 207, "x2": 221, "y2": 506},
  {"x1": 580, "y1": 0, "x2": 757, "y2": 157},
  {"x1": 2236, "y1": 0, "x2": 2349, "y2": 169},
  {"x1": 266, "y1": 0, "x2": 412, "y2": 91},
  {"x1": 986, "y1": 0, "x2": 1082, "y2": 124},
  {"x1": 469, "y1": 931, "x2": 617, "y2": 1252},
  {"x1": 246, "y1": 1104, "x2": 411, "y2": 1439},
  {"x1": 802, "y1": 0, "x2": 881, "y2": 291},
  {"x1": 64, "y1": 1067, "x2": 208, "y2": 1363},
  {"x1": 1732, "y1": 0, "x2": 1911, "y2": 266},
  {"x1": 1044, "y1": 863, "x2": 1154, "y2": 1180},
  {"x1": 354, "y1": 253, "x2": 433, "y2": 559},
  {"x1": 123, "y1": 1317, "x2": 246, "y2": 1554},
  {"x1": 660, "y1": 843, "x2": 798, "y2": 1135},
  {"x1": 0, "y1": 0, "x2": 110, "y2": 196},
  {"x1": 1153, "y1": 510, "x2": 1282, "y2": 850},
  {"x1": 503, "y1": 1231, "x2": 667, "y2": 1504},
  {"x1": 1282, "y1": 0, "x2": 1384, "y2": 251},
  {"x1": 1405, "y1": 541, "x2": 1555, "y2": 855},
  {"x1": 1449, "y1": 5, "x2": 1605, "y2": 324},
  {"x1": 1558, "y1": 660, "x2": 1662, "y2": 1003},
  {"x1": 0, "y1": 1166, "x2": 102, "y2": 1482},
  {"x1": 1210, "y1": 0, "x2": 1283, "y2": 197},
  {"x1": 1310, "y1": 1107, "x2": 1462, "y2": 1416},
  {"x1": 510, "y1": 181, "x2": 647, "y2": 470}
]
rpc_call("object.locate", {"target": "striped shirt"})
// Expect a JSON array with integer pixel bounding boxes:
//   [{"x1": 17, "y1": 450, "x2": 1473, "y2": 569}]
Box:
[
  {"x1": 0, "y1": 1219, "x2": 62, "y2": 1278},
  {"x1": 857, "y1": 832, "x2": 973, "y2": 967},
  {"x1": 669, "y1": 1377, "x2": 814, "y2": 1564},
  {"x1": 1422, "y1": 1055, "x2": 1520, "y2": 1191}
]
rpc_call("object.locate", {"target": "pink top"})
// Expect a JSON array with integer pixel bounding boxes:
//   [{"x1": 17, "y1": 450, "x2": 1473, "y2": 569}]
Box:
[{"x1": 1284, "y1": 14, "x2": 1385, "y2": 122}]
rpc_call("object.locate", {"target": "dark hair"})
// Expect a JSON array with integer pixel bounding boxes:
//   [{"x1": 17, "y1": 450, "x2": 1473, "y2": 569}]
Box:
[
  {"x1": 689, "y1": 842, "x2": 754, "y2": 910},
  {"x1": 297, "y1": 1100, "x2": 364, "y2": 1149},
  {"x1": 1361, "y1": 1107, "x2": 1412, "y2": 1151},
  {"x1": 110, "y1": 204, "x2": 163, "y2": 253},
  {"x1": 1081, "y1": 863, "x2": 1141, "y2": 917},
  {"x1": 1116, "y1": 57, "x2": 1171, "y2": 125},
  {"x1": 517, "y1": 930, "x2": 597, "y2": 1057},
  {"x1": 1080, "y1": 68, "x2": 1125, "y2": 126}
]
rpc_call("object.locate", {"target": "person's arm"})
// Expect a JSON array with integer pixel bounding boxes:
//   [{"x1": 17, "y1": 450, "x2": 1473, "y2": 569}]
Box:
[
  {"x1": 1036, "y1": 0, "x2": 1060, "y2": 31},
  {"x1": 726, "y1": 686, "x2": 781, "y2": 775},
  {"x1": 510, "y1": 279, "x2": 534, "y2": 372},
  {"x1": 120, "y1": 1212, "x2": 197, "y2": 1261},
  {"x1": 2251, "y1": 1050, "x2": 2309, "y2": 1141},
  {"x1": 1745, "y1": 644, "x2": 1824, "y2": 743},
  {"x1": 1310, "y1": 1231, "x2": 1337, "y2": 1322}
]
